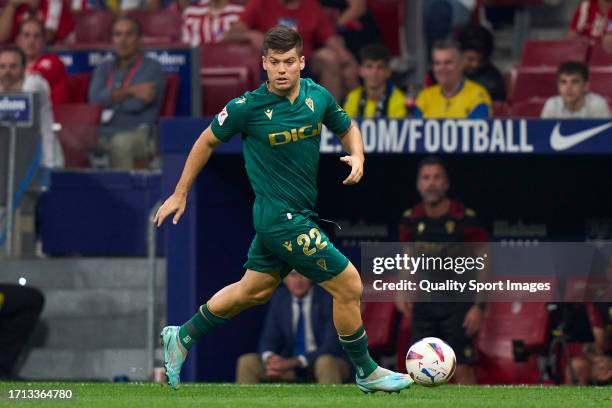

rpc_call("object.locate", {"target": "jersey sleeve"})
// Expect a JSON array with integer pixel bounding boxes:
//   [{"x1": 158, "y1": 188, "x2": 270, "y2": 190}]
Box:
[
  {"x1": 467, "y1": 86, "x2": 492, "y2": 119},
  {"x1": 463, "y1": 208, "x2": 490, "y2": 242},
  {"x1": 322, "y1": 87, "x2": 352, "y2": 135},
  {"x1": 209, "y1": 96, "x2": 248, "y2": 142}
]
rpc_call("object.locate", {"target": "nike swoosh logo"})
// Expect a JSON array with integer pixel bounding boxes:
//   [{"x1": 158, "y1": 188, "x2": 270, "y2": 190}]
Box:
[{"x1": 550, "y1": 122, "x2": 612, "y2": 151}]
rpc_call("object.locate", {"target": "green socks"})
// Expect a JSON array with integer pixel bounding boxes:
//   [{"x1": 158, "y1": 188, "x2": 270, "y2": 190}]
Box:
[
  {"x1": 178, "y1": 303, "x2": 228, "y2": 350},
  {"x1": 338, "y1": 325, "x2": 378, "y2": 379}
]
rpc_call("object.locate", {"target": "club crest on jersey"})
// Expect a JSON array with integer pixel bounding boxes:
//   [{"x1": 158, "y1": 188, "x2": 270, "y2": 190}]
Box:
[
  {"x1": 305, "y1": 97, "x2": 314, "y2": 112},
  {"x1": 418, "y1": 222, "x2": 426, "y2": 234},
  {"x1": 264, "y1": 109, "x2": 273, "y2": 120},
  {"x1": 218, "y1": 106, "x2": 228, "y2": 126},
  {"x1": 445, "y1": 220, "x2": 455, "y2": 234}
]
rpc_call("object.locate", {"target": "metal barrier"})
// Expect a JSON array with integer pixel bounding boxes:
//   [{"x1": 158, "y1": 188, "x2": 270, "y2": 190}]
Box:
[{"x1": 147, "y1": 200, "x2": 162, "y2": 380}]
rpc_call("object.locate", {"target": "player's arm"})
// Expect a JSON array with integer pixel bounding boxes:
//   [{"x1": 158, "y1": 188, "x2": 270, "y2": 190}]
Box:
[
  {"x1": 338, "y1": 125, "x2": 364, "y2": 185},
  {"x1": 154, "y1": 126, "x2": 222, "y2": 226}
]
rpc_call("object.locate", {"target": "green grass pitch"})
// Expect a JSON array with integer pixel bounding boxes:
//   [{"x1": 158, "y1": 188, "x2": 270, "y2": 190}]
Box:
[{"x1": 0, "y1": 382, "x2": 610, "y2": 407}]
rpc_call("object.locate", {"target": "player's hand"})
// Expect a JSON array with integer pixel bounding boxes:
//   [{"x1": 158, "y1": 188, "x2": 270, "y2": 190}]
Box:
[
  {"x1": 153, "y1": 192, "x2": 187, "y2": 227},
  {"x1": 340, "y1": 154, "x2": 364, "y2": 185},
  {"x1": 463, "y1": 305, "x2": 483, "y2": 337}
]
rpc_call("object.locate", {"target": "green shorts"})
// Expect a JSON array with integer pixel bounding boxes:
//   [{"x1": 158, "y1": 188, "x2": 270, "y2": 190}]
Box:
[{"x1": 243, "y1": 214, "x2": 349, "y2": 283}]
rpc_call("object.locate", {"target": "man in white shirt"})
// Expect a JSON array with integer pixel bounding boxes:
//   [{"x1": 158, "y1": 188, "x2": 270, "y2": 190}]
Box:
[
  {"x1": 182, "y1": 0, "x2": 244, "y2": 47},
  {"x1": 541, "y1": 61, "x2": 610, "y2": 119},
  {"x1": 236, "y1": 270, "x2": 349, "y2": 384},
  {"x1": 0, "y1": 46, "x2": 63, "y2": 169}
]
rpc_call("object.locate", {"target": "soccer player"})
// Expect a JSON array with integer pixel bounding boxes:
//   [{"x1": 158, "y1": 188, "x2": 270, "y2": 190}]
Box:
[{"x1": 154, "y1": 25, "x2": 412, "y2": 394}]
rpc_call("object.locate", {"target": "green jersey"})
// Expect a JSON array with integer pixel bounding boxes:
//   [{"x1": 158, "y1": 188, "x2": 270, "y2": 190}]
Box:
[{"x1": 210, "y1": 78, "x2": 352, "y2": 233}]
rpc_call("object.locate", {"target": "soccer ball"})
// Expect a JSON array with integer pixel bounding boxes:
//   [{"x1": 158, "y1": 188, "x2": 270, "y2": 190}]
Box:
[{"x1": 405, "y1": 337, "x2": 456, "y2": 386}]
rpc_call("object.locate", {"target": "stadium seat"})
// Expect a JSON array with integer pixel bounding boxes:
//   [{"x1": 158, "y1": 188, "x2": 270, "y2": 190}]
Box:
[
  {"x1": 201, "y1": 67, "x2": 250, "y2": 116},
  {"x1": 200, "y1": 43, "x2": 262, "y2": 115},
  {"x1": 53, "y1": 103, "x2": 102, "y2": 168},
  {"x1": 126, "y1": 10, "x2": 182, "y2": 44},
  {"x1": 73, "y1": 10, "x2": 113, "y2": 44},
  {"x1": 395, "y1": 311, "x2": 412, "y2": 372},
  {"x1": 588, "y1": 68, "x2": 612, "y2": 99},
  {"x1": 589, "y1": 41, "x2": 612, "y2": 67},
  {"x1": 160, "y1": 74, "x2": 180, "y2": 117},
  {"x1": 367, "y1": 0, "x2": 402, "y2": 56},
  {"x1": 508, "y1": 67, "x2": 557, "y2": 103},
  {"x1": 362, "y1": 302, "x2": 397, "y2": 352},
  {"x1": 519, "y1": 40, "x2": 589, "y2": 68},
  {"x1": 200, "y1": 42, "x2": 262, "y2": 88},
  {"x1": 492, "y1": 101, "x2": 510, "y2": 117},
  {"x1": 68, "y1": 72, "x2": 92, "y2": 103},
  {"x1": 510, "y1": 98, "x2": 546, "y2": 118}
]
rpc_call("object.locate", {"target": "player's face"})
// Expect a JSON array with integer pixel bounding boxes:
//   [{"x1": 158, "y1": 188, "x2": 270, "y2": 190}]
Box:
[
  {"x1": 0, "y1": 52, "x2": 25, "y2": 90},
  {"x1": 463, "y1": 50, "x2": 483, "y2": 75},
  {"x1": 284, "y1": 271, "x2": 312, "y2": 298},
  {"x1": 432, "y1": 48, "x2": 464, "y2": 89},
  {"x1": 558, "y1": 73, "x2": 588, "y2": 106},
  {"x1": 359, "y1": 59, "x2": 390, "y2": 89},
  {"x1": 417, "y1": 164, "x2": 449, "y2": 205},
  {"x1": 263, "y1": 48, "x2": 305, "y2": 93},
  {"x1": 112, "y1": 20, "x2": 140, "y2": 60},
  {"x1": 17, "y1": 22, "x2": 45, "y2": 61}
]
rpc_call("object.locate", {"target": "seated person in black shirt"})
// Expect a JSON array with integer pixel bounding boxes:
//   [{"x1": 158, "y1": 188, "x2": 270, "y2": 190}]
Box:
[{"x1": 458, "y1": 25, "x2": 506, "y2": 102}]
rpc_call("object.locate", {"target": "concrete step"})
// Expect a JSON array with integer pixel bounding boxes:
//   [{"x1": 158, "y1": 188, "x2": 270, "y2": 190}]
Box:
[
  {"x1": 0, "y1": 258, "x2": 166, "y2": 289},
  {"x1": 18, "y1": 348, "x2": 163, "y2": 381},
  {"x1": 34, "y1": 315, "x2": 166, "y2": 349}
]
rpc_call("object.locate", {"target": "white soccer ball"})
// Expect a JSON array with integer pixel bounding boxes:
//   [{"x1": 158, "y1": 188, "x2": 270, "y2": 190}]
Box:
[{"x1": 405, "y1": 337, "x2": 456, "y2": 386}]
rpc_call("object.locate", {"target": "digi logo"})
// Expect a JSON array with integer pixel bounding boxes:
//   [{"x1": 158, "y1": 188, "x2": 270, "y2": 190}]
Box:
[{"x1": 268, "y1": 123, "x2": 322, "y2": 146}]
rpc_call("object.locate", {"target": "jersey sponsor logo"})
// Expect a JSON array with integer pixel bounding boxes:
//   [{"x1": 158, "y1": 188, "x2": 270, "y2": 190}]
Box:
[
  {"x1": 305, "y1": 97, "x2": 314, "y2": 112},
  {"x1": 316, "y1": 259, "x2": 327, "y2": 270},
  {"x1": 218, "y1": 106, "x2": 228, "y2": 126},
  {"x1": 268, "y1": 123, "x2": 322, "y2": 146},
  {"x1": 264, "y1": 108, "x2": 273, "y2": 120},
  {"x1": 550, "y1": 122, "x2": 612, "y2": 151},
  {"x1": 282, "y1": 241, "x2": 293, "y2": 252}
]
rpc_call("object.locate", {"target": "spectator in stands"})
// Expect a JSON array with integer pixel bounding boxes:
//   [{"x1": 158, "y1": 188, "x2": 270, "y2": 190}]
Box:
[
  {"x1": 16, "y1": 18, "x2": 72, "y2": 105},
  {"x1": 0, "y1": 46, "x2": 64, "y2": 169},
  {"x1": 225, "y1": 0, "x2": 358, "y2": 100},
  {"x1": 425, "y1": 0, "x2": 475, "y2": 50},
  {"x1": 343, "y1": 44, "x2": 406, "y2": 119},
  {"x1": 567, "y1": 0, "x2": 612, "y2": 43},
  {"x1": 0, "y1": 0, "x2": 75, "y2": 44},
  {"x1": 236, "y1": 270, "x2": 349, "y2": 384},
  {"x1": 88, "y1": 16, "x2": 165, "y2": 169},
  {"x1": 0, "y1": 284, "x2": 45, "y2": 380},
  {"x1": 541, "y1": 61, "x2": 610, "y2": 119},
  {"x1": 458, "y1": 25, "x2": 506, "y2": 102},
  {"x1": 415, "y1": 39, "x2": 491, "y2": 118},
  {"x1": 397, "y1": 155, "x2": 489, "y2": 384},
  {"x1": 604, "y1": 20, "x2": 612, "y2": 52},
  {"x1": 69, "y1": 0, "x2": 108, "y2": 11},
  {"x1": 182, "y1": 0, "x2": 244, "y2": 47},
  {"x1": 318, "y1": 0, "x2": 382, "y2": 59}
]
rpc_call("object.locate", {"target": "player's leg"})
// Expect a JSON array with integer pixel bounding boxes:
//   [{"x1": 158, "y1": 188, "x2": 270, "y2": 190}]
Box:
[{"x1": 161, "y1": 234, "x2": 288, "y2": 389}]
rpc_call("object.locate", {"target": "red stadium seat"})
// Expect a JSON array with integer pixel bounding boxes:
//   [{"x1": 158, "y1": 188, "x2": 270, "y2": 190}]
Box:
[
  {"x1": 589, "y1": 68, "x2": 612, "y2": 99},
  {"x1": 520, "y1": 40, "x2": 589, "y2": 68},
  {"x1": 362, "y1": 302, "x2": 397, "y2": 352},
  {"x1": 73, "y1": 10, "x2": 113, "y2": 44},
  {"x1": 126, "y1": 10, "x2": 182, "y2": 43},
  {"x1": 160, "y1": 74, "x2": 180, "y2": 117},
  {"x1": 367, "y1": 0, "x2": 402, "y2": 56},
  {"x1": 395, "y1": 311, "x2": 412, "y2": 372},
  {"x1": 475, "y1": 277, "x2": 557, "y2": 384},
  {"x1": 508, "y1": 67, "x2": 558, "y2": 103},
  {"x1": 53, "y1": 104, "x2": 102, "y2": 168},
  {"x1": 200, "y1": 43, "x2": 262, "y2": 115},
  {"x1": 589, "y1": 41, "x2": 612, "y2": 67},
  {"x1": 201, "y1": 67, "x2": 250, "y2": 116},
  {"x1": 510, "y1": 98, "x2": 546, "y2": 117},
  {"x1": 492, "y1": 101, "x2": 510, "y2": 117},
  {"x1": 68, "y1": 72, "x2": 92, "y2": 103}
]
